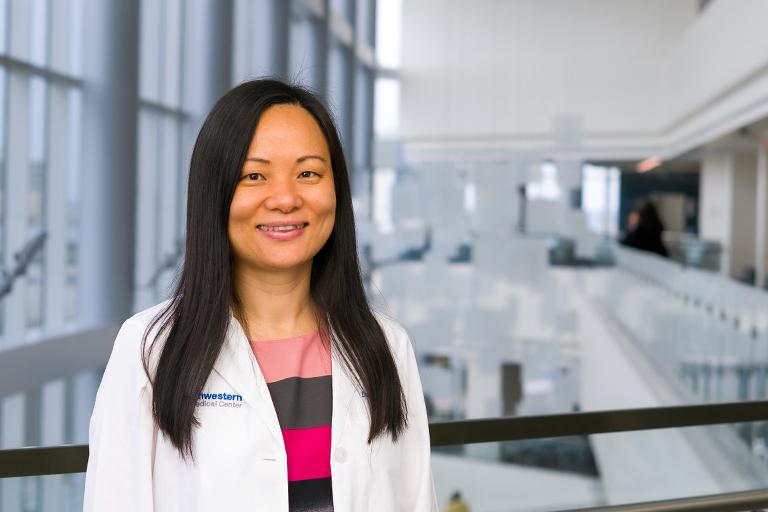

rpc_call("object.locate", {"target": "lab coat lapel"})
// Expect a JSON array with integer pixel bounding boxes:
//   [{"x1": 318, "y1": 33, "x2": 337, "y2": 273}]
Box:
[
  {"x1": 211, "y1": 314, "x2": 283, "y2": 446},
  {"x1": 330, "y1": 327, "x2": 358, "y2": 448}
]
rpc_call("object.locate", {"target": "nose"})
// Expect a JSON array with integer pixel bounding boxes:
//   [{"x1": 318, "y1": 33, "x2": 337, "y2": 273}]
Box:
[{"x1": 263, "y1": 177, "x2": 303, "y2": 213}]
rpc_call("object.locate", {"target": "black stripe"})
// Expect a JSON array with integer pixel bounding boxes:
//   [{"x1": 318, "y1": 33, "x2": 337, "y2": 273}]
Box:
[
  {"x1": 288, "y1": 477, "x2": 334, "y2": 512},
  {"x1": 266, "y1": 376, "x2": 332, "y2": 429}
]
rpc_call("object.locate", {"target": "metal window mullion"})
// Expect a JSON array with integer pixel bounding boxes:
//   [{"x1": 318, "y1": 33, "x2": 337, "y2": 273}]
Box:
[
  {"x1": 176, "y1": 0, "x2": 187, "y2": 248},
  {"x1": 22, "y1": 388, "x2": 41, "y2": 512},
  {"x1": 343, "y1": 0, "x2": 358, "y2": 176},
  {"x1": 231, "y1": 0, "x2": 246, "y2": 83},
  {"x1": 313, "y1": 0, "x2": 329, "y2": 96},
  {"x1": 69, "y1": 368, "x2": 98, "y2": 445},
  {"x1": 273, "y1": 0, "x2": 290, "y2": 79},
  {"x1": 368, "y1": 0, "x2": 375, "y2": 48},
  {"x1": 157, "y1": 0, "x2": 167, "y2": 108},
  {"x1": 43, "y1": 84, "x2": 68, "y2": 332},
  {"x1": 363, "y1": 67, "x2": 374, "y2": 219},
  {"x1": 364, "y1": 66, "x2": 374, "y2": 172},
  {"x1": 9, "y1": 0, "x2": 31, "y2": 61},
  {"x1": 2, "y1": 69, "x2": 30, "y2": 512},
  {"x1": 49, "y1": 0, "x2": 71, "y2": 74},
  {"x1": 176, "y1": 120, "x2": 189, "y2": 252},
  {"x1": 163, "y1": 0, "x2": 182, "y2": 108},
  {"x1": 134, "y1": 111, "x2": 159, "y2": 311},
  {"x1": 43, "y1": 0, "x2": 52, "y2": 69},
  {"x1": 176, "y1": 0, "x2": 186, "y2": 111},
  {"x1": 0, "y1": 394, "x2": 24, "y2": 509},
  {"x1": 176, "y1": 0, "x2": 186, "y2": 256},
  {"x1": 39, "y1": 379, "x2": 65, "y2": 512},
  {"x1": 65, "y1": 89, "x2": 82, "y2": 323},
  {"x1": 4, "y1": 72, "x2": 30, "y2": 346},
  {"x1": 0, "y1": 0, "x2": 9, "y2": 53},
  {"x1": 344, "y1": 45, "x2": 354, "y2": 154},
  {"x1": 158, "y1": 116, "x2": 178, "y2": 297},
  {"x1": 152, "y1": 115, "x2": 164, "y2": 301}
]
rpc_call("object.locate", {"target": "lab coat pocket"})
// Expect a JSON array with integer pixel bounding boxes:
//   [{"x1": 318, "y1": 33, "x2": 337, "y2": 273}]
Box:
[
  {"x1": 194, "y1": 398, "x2": 249, "y2": 458},
  {"x1": 192, "y1": 382, "x2": 265, "y2": 473}
]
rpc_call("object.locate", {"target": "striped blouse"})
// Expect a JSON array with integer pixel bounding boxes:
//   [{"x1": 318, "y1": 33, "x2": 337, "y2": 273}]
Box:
[{"x1": 250, "y1": 332, "x2": 334, "y2": 512}]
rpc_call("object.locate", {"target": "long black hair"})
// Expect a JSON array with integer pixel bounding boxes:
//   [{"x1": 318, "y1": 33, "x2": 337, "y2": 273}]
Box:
[
  {"x1": 142, "y1": 79, "x2": 407, "y2": 459},
  {"x1": 635, "y1": 199, "x2": 665, "y2": 234}
]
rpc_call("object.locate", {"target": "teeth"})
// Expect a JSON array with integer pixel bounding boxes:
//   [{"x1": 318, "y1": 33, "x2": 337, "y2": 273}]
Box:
[{"x1": 258, "y1": 224, "x2": 306, "y2": 232}]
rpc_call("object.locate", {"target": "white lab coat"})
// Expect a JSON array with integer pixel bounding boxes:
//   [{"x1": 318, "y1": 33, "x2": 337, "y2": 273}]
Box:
[{"x1": 84, "y1": 301, "x2": 438, "y2": 511}]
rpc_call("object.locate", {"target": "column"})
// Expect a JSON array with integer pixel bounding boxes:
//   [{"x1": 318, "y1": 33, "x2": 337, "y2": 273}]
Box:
[
  {"x1": 755, "y1": 140, "x2": 768, "y2": 288},
  {"x1": 79, "y1": 0, "x2": 140, "y2": 326},
  {"x1": 699, "y1": 151, "x2": 735, "y2": 277},
  {"x1": 184, "y1": 0, "x2": 233, "y2": 125}
]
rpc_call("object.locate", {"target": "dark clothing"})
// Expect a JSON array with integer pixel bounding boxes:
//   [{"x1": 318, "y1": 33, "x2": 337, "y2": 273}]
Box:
[{"x1": 621, "y1": 226, "x2": 668, "y2": 258}]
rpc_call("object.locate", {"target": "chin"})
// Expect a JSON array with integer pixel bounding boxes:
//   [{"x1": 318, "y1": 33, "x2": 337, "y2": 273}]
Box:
[{"x1": 261, "y1": 258, "x2": 313, "y2": 272}]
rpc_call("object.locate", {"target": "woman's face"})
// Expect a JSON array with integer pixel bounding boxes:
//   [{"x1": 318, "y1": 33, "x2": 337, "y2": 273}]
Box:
[{"x1": 228, "y1": 104, "x2": 336, "y2": 273}]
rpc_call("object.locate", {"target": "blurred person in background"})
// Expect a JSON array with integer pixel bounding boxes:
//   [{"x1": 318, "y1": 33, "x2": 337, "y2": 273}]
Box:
[
  {"x1": 620, "y1": 198, "x2": 669, "y2": 258},
  {"x1": 443, "y1": 491, "x2": 470, "y2": 512}
]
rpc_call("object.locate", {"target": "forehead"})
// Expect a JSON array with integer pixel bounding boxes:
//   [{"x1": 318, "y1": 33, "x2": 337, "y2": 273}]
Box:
[{"x1": 248, "y1": 104, "x2": 330, "y2": 157}]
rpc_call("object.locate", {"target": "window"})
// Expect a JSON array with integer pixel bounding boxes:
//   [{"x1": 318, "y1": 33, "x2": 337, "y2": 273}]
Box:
[
  {"x1": 0, "y1": 0, "x2": 84, "y2": 342},
  {"x1": 135, "y1": 0, "x2": 189, "y2": 310},
  {"x1": 581, "y1": 163, "x2": 620, "y2": 236}
]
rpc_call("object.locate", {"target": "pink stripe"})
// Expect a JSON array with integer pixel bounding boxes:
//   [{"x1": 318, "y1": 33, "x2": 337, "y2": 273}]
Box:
[
  {"x1": 250, "y1": 332, "x2": 331, "y2": 383},
  {"x1": 282, "y1": 426, "x2": 332, "y2": 481}
]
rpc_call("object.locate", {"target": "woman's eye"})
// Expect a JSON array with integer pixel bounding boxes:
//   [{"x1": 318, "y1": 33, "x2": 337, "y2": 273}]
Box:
[
  {"x1": 244, "y1": 172, "x2": 264, "y2": 181},
  {"x1": 299, "y1": 171, "x2": 319, "y2": 178}
]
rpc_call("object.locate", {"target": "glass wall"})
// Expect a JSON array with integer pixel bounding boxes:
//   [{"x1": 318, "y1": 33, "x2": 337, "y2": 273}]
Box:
[
  {"x1": 0, "y1": 0, "x2": 83, "y2": 344},
  {"x1": 0, "y1": 2, "x2": 85, "y2": 509},
  {"x1": 135, "y1": 0, "x2": 189, "y2": 309}
]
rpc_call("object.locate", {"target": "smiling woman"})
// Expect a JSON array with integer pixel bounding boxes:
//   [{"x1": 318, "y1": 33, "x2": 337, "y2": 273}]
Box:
[
  {"x1": 228, "y1": 104, "x2": 337, "y2": 276},
  {"x1": 83, "y1": 79, "x2": 438, "y2": 512}
]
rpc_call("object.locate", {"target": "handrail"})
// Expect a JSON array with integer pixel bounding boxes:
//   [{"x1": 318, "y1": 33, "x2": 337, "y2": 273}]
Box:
[
  {"x1": 430, "y1": 399, "x2": 768, "y2": 446},
  {"x1": 0, "y1": 444, "x2": 87, "y2": 478},
  {"x1": 556, "y1": 488, "x2": 768, "y2": 512},
  {"x1": 3, "y1": 400, "x2": 768, "y2": 478}
]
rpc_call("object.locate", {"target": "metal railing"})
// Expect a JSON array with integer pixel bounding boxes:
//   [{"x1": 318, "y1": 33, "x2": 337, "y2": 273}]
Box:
[
  {"x1": 558, "y1": 489, "x2": 768, "y2": 512},
  {"x1": 3, "y1": 400, "x2": 768, "y2": 510}
]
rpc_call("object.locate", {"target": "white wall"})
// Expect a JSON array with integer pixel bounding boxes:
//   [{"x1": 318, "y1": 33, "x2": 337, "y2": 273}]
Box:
[
  {"x1": 400, "y1": 0, "x2": 696, "y2": 139},
  {"x1": 399, "y1": 0, "x2": 768, "y2": 160}
]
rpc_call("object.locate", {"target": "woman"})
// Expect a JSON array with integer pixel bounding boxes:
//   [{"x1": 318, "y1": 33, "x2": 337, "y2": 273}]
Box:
[{"x1": 84, "y1": 79, "x2": 437, "y2": 511}]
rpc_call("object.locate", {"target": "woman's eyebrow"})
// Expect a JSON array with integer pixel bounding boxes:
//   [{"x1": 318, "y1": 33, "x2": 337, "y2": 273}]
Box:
[
  {"x1": 296, "y1": 154, "x2": 327, "y2": 163},
  {"x1": 244, "y1": 155, "x2": 327, "y2": 164}
]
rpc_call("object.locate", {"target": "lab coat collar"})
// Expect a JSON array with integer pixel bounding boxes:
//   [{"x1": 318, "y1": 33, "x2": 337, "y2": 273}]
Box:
[{"x1": 211, "y1": 312, "x2": 358, "y2": 450}]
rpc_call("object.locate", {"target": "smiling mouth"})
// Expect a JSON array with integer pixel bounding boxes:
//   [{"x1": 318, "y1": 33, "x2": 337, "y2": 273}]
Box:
[{"x1": 256, "y1": 223, "x2": 308, "y2": 232}]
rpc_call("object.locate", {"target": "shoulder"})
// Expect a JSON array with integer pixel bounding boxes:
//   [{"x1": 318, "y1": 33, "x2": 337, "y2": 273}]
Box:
[
  {"x1": 372, "y1": 309, "x2": 408, "y2": 341},
  {"x1": 371, "y1": 309, "x2": 413, "y2": 362},
  {"x1": 125, "y1": 299, "x2": 174, "y2": 330},
  {"x1": 107, "y1": 299, "x2": 174, "y2": 385},
  {"x1": 117, "y1": 299, "x2": 175, "y2": 349}
]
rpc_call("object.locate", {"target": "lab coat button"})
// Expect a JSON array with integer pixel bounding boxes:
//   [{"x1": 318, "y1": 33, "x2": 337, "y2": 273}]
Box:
[{"x1": 334, "y1": 447, "x2": 347, "y2": 463}]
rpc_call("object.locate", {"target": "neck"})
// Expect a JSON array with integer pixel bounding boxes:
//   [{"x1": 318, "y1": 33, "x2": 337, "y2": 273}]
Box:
[{"x1": 232, "y1": 261, "x2": 319, "y2": 341}]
